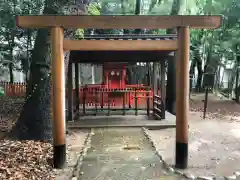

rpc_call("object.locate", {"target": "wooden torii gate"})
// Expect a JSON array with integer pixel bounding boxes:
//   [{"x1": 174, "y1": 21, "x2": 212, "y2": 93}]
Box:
[{"x1": 16, "y1": 15, "x2": 222, "y2": 169}]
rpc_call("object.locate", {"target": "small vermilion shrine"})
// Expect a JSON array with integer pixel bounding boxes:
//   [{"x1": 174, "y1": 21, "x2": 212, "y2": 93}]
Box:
[
  {"x1": 103, "y1": 63, "x2": 127, "y2": 89},
  {"x1": 76, "y1": 62, "x2": 152, "y2": 108}
]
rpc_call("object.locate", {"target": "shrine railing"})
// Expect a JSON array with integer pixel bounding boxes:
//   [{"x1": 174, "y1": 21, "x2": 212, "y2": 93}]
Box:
[
  {"x1": 72, "y1": 85, "x2": 158, "y2": 116},
  {"x1": 72, "y1": 85, "x2": 156, "y2": 107}
]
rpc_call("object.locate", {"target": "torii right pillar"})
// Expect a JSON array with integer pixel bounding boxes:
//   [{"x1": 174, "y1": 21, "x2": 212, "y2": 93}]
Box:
[{"x1": 175, "y1": 26, "x2": 190, "y2": 169}]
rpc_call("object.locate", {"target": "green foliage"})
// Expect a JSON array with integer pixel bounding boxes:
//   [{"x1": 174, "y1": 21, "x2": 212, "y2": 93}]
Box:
[
  {"x1": 75, "y1": 29, "x2": 85, "y2": 39},
  {"x1": 187, "y1": 0, "x2": 240, "y2": 72},
  {"x1": 75, "y1": 2, "x2": 101, "y2": 39},
  {"x1": 149, "y1": 29, "x2": 166, "y2": 34},
  {"x1": 0, "y1": 86, "x2": 4, "y2": 96},
  {"x1": 149, "y1": 0, "x2": 173, "y2": 15},
  {"x1": 0, "y1": 0, "x2": 44, "y2": 75},
  {"x1": 0, "y1": 0, "x2": 240, "y2": 75},
  {"x1": 88, "y1": 2, "x2": 101, "y2": 15},
  {"x1": 101, "y1": 0, "x2": 135, "y2": 14}
]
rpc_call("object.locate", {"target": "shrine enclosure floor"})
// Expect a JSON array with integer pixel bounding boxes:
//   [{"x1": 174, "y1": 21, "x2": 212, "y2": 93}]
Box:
[{"x1": 67, "y1": 111, "x2": 176, "y2": 129}]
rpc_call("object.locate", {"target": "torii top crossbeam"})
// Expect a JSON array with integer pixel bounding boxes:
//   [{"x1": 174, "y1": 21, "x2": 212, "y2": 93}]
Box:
[
  {"x1": 16, "y1": 15, "x2": 222, "y2": 53},
  {"x1": 16, "y1": 15, "x2": 222, "y2": 29}
]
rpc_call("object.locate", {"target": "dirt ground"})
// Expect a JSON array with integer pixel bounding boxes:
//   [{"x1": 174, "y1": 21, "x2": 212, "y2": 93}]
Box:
[
  {"x1": 145, "y1": 112, "x2": 240, "y2": 177},
  {"x1": 190, "y1": 92, "x2": 240, "y2": 118},
  {"x1": 145, "y1": 93, "x2": 240, "y2": 178}
]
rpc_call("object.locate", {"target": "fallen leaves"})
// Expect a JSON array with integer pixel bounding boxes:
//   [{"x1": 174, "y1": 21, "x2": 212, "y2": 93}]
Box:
[
  {"x1": 0, "y1": 97, "x2": 89, "y2": 179},
  {"x1": 0, "y1": 96, "x2": 24, "y2": 117},
  {"x1": 0, "y1": 140, "x2": 54, "y2": 180},
  {"x1": 0, "y1": 117, "x2": 16, "y2": 133},
  {"x1": 190, "y1": 93, "x2": 240, "y2": 120}
]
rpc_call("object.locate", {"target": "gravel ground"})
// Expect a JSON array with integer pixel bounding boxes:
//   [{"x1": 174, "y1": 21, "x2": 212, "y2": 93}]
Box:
[{"x1": 145, "y1": 111, "x2": 240, "y2": 177}]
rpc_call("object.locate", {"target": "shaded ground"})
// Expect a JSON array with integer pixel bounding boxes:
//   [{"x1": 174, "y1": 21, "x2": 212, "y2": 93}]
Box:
[
  {"x1": 190, "y1": 92, "x2": 240, "y2": 118},
  {"x1": 145, "y1": 112, "x2": 240, "y2": 177},
  {"x1": 78, "y1": 128, "x2": 184, "y2": 180}
]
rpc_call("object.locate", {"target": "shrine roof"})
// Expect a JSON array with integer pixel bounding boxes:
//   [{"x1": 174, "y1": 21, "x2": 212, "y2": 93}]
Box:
[
  {"x1": 69, "y1": 34, "x2": 177, "y2": 63},
  {"x1": 70, "y1": 50, "x2": 173, "y2": 63}
]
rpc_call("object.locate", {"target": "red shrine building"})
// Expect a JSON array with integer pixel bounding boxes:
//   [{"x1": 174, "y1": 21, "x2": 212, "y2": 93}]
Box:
[{"x1": 74, "y1": 62, "x2": 152, "y2": 108}]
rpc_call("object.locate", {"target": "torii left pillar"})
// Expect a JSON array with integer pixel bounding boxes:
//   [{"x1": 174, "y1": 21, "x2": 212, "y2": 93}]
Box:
[
  {"x1": 51, "y1": 27, "x2": 66, "y2": 168},
  {"x1": 175, "y1": 26, "x2": 190, "y2": 169}
]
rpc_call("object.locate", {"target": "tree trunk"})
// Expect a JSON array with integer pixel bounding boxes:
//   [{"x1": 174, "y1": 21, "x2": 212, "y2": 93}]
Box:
[
  {"x1": 7, "y1": 3, "x2": 17, "y2": 84},
  {"x1": 215, "y1": 66, "x2": 219, "y2": 89},
  {"x1": 126, "y1": 66, "x2": 133, "y2": 84},
  {"x1": 192, "y1": 30, "x2": 204, "y2": 92},
  {"x1": 235, "y1": 46, "x2": 240, "y2": 102},
  {"x1": 8, "y1": 34, "x2": 15, "y2": 83},
  {"x1": 134, "y1": 0, "x2": 141, "y2": 34},
  {"x1": 25, "y1": 30, "x2": 32, "y2": 83},
  {"x1": 9, "y1": 62, "x2": 14, "y2": 83},
  {"x1": 9, "y1": 2, "x2": 82, "y2": 142},
  {"x1": 189, "y1": 58, "x2": 197, "y2": 93},
  {"x1": 9, "y1": 21, "x2": 53, "y2": 141},
  {"x1": 201, "y1": 31, "x2": 214, "y2": 92},
  {"x1": 121, "y1": 0, "x2": 129, "y2": 34},
  {"x1": 235, "y1": 67, "x2": 239, "y2": 102},
  {"x1": 166, "y1": 55, "x2": 176, "y2": 114},
  {"x1": 165, "y1": 0, "x2": 181, "y2": 114},
  {"x1": 196, "y1": 58, "x2": 203, "y2": 92},
  {"x1": 92, "y1": 65, "x2": 95, "y2": 84},
  {"x1": 220, "y1": 68, "x2": 224, "y2": 88},
  {"x1": 229, "y1": 69, "x2": 236, "y2": 98}
]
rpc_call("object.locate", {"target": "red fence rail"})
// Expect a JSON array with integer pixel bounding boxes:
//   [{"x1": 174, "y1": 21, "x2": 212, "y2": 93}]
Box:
[
  {"x1": 73, "y1": 86, "x2": 154, "y2": 108},
  {"x1": 71, "y1": 85, "x2": 161, "y2": 108},
  {"x1": 0, "y1": 82, "x2": 26, "y2": 97}
]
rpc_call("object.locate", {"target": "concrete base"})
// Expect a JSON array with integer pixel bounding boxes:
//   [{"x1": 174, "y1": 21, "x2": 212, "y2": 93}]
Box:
[{"x1": 67, "y1": 111, "x2": 176, "y2": 129}]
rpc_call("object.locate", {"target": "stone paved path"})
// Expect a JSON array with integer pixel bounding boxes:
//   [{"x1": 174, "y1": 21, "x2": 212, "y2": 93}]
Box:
[{"x1": 78, "y1": 128, "x2": 185, "y2": 180}]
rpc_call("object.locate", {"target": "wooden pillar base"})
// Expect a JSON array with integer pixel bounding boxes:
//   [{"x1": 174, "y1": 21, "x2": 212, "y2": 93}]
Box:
[
  {"x1": 53, "y1": 144, "x2": 66, "y2": 168},
  {"x1": 175, "y1": 142, "x2": 188, "y2": 169}
]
